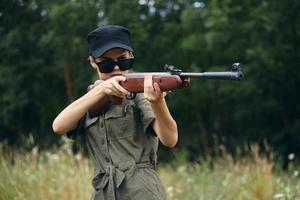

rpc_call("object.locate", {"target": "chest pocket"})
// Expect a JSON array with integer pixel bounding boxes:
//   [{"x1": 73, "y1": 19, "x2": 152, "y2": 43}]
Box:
[
  {"x1": 105, "y1": 104, "x2": 136, "y2": 140},
  {"x1": 85, "y1": 115, "x2": 99, "y2": 129}
]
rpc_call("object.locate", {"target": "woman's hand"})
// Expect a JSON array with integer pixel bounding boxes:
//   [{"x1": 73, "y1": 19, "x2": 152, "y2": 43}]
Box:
[
  {"x1": 94, "y1": 76, "x2": 129, "y2": 98},
  {"x1": 144, "y1": 74, "x2": 166, "y2": 103}
]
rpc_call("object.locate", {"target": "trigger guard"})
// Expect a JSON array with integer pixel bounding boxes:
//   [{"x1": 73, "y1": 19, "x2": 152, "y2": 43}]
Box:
[{"x1": 126, "y1": 93, "x2": 136, "y2": 100}]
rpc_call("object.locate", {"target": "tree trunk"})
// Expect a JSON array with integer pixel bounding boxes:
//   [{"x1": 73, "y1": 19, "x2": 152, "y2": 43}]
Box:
[
  {"x1": 197, "y1": 113, "x2": 210, "y2": 159},
  {"x1": 63, "y1": 39, "x2": 74, "y2": 102}
]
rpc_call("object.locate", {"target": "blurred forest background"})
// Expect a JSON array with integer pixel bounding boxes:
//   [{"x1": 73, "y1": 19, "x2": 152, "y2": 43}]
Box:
[{"x1": 0, "y1": 0, "x2": 300, "y2": 167}]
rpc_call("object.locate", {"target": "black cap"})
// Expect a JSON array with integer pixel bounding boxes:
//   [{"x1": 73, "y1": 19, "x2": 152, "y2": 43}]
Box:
[{"x1": 87, "y1": 25, "x2": 133, "y2": 58}]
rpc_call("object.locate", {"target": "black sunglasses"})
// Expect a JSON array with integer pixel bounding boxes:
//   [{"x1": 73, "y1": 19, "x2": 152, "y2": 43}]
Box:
[{"x1": 95, "y1": 57, "x2": 134, "y2": 73}]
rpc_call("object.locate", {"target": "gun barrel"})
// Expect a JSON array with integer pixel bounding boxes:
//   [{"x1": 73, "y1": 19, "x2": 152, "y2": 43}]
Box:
[{"x1": 180, "y1": 71, "x2": 243, "y2": 80}]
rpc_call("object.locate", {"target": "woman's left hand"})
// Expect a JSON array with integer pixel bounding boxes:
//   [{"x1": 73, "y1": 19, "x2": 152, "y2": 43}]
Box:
[{"x1": 144, "y1": 74, "x2": 166, "y2": 103}]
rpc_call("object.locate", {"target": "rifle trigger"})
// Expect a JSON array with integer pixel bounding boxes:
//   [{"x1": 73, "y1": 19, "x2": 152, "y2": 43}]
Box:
[{"x1": 126, "y1": 92, "x2": 136, "y2": 100}]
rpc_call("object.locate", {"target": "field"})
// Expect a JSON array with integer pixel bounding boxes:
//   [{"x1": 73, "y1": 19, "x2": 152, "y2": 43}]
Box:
[{"x1": 0, "y1": 140, "x2": 299, "y2": 200}]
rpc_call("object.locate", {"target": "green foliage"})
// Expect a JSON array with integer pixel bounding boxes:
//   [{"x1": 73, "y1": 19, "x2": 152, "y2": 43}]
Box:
[
  {"x1": 0, "y1": 0, "x2": 300, "y2": 162},
  {"x1": 0, "y1": 0, "x2": 100, "y2": 147}
]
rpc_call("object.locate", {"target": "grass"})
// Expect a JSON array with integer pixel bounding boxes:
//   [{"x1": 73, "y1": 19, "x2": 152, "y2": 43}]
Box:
[{"x1": 0, "y1": 139, "x2": 299, "y2": 200}]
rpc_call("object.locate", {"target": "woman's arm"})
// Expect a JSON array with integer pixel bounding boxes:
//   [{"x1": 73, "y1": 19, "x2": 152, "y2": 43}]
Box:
[
  {"x1": 52, "y1": 76, "x2": 128, "y2": 134},
  {"x1": 144, "y1": 74, "x2": 178, "y2": 148}
]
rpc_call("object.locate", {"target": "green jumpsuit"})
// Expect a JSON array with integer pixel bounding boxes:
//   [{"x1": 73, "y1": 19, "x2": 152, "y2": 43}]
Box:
[{"x1": 67, "y1": 93, "x2": 167, "y2": 200}]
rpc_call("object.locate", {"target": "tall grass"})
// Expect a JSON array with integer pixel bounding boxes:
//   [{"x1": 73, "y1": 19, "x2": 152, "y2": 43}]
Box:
[
  {"x1": 162, "y1": 146, "x2": 300, "y2": 200},
  {"x1": 0, "y1": 139, "x2": 299, "y2": 200},
  {"x1": 0, "y1": 139, "x2": 92, "y2": 200}
]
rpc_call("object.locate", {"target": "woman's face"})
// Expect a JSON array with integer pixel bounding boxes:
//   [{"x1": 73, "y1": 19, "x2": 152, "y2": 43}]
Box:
[{"x1": 90, "y1": 48, "x2": 133, "y2": 80}]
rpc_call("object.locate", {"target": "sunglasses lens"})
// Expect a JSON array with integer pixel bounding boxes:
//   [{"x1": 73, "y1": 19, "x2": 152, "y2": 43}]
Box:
[
  {"x1": 118, "y1": 58, "x2": 134, "y2": 70},
  {"x1": 98, "y1": 60, "x2": 115, "y2": 73}
]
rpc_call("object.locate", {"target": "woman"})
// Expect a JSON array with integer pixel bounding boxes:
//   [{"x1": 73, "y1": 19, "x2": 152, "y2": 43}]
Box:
[{"x1": 52, "y1": 25, "x2": 178, "y2": 200}]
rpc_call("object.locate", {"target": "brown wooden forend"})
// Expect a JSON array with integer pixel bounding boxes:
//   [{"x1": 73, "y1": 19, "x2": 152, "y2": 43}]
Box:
[{"x1": 121, "y1": 74, "x2": 183, "y2": 92}]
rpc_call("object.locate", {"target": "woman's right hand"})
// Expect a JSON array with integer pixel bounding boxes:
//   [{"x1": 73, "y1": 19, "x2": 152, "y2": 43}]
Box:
[{"x1": 94, "y1": 76, "x2": 129, "y2": 98}]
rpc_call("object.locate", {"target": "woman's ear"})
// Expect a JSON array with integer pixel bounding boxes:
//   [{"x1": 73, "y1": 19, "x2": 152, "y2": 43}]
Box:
[{"x1": 89, "y1": 56, "x2": 98, "y2": 70}]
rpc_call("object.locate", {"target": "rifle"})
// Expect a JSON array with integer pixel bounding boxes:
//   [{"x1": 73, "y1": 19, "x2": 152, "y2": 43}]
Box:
[{"x1": 88, "y1": 63, "x2": 243, "y2": 117}]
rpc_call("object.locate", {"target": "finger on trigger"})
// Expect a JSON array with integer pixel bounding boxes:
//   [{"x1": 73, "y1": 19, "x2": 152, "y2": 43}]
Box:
[
  {"x1": 114, "y1": 82, "x2": 129, "y2": 95},
  {"x1": 110, "y1": 85, "x2": 122, "y2": 96}
]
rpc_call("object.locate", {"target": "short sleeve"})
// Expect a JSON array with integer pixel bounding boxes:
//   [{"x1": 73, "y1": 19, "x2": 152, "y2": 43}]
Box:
[
  {"x1": 65, "y1": 114, "x2": 86, "y2": 140},
  {"x1": 134, "y1": 94, "x2": 155, "y2": 134}
]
